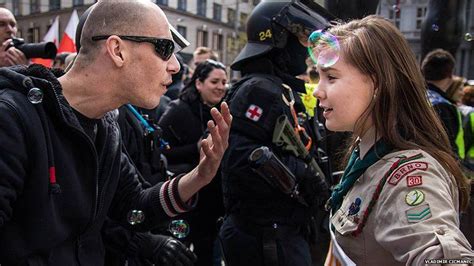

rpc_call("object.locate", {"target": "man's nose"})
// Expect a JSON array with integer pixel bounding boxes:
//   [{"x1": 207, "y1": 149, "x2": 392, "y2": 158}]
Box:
[
  {"x1": 6, "y1": 24, "x2": 14, "y2": 34},
  {"x1": 168, "y1": 54, "x2": 180, "y2": 74}
]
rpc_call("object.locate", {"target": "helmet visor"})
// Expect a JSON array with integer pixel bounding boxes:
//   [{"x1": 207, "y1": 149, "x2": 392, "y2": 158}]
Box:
[
  {"x1": 273, "y1": 0, "x2": 336, "y2": 47},
  {"x1": 169, "y1": 23, "x2": 190, "y2": 53}
]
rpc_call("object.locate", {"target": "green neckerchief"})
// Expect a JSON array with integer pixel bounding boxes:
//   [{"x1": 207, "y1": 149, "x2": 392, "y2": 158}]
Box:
[{"x1": 330, "y1": 139, "x2": 392, "y2": 212}]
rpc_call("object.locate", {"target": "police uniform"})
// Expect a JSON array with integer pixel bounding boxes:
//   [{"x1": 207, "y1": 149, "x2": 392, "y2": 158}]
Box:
[
  {"x1": 220, "y1": 60, "x2": 326, "y2": 266},
  {"x1": 218, "y1": 1, "x2": 334, "y2": 265},
  {"x1": 326, "y1": 128, "x2": 474, "y2": 265}
]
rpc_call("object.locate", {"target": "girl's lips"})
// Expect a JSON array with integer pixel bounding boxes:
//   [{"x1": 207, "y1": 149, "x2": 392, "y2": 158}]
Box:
[{"x1": 322, "y1": 107, "x2": 333, "y2": 118}]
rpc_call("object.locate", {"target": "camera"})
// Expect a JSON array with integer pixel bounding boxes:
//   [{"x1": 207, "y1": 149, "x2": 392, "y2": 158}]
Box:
[{"x1": 7, "y1": 37, "x2": 57, "y2": 59}]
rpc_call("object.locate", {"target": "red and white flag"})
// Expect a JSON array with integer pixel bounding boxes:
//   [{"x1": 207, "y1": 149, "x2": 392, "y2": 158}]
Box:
[
  {"x1": 58, "y1": 9, "x2": 79, "y2": 53},
  {"x1": 31, "y1": 16, "x2": 59, "y2": 67}
]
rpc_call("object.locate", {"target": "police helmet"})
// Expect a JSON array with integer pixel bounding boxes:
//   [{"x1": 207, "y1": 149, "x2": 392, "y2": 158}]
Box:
[{"x1": 232, "y1": 0, "x2": 336, "y2": 70}]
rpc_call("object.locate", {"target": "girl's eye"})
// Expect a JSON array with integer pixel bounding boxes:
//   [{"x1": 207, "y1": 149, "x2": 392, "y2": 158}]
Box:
[{"x1": 328, "y1": 75, "x2": 336, "y2": 81}]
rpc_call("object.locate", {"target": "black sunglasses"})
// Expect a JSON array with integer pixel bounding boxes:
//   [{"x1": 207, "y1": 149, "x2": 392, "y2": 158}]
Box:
[{"x1": 91, "y1": 35, "x2": 175, "y2": 61}]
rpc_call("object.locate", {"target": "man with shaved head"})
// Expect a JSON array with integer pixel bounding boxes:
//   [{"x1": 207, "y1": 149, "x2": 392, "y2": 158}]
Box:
[
  {"x1": 0, "y1": 1, "x2": 231, "y2": 265},
  {"x1": 0, "y1": 7, "x2": 28, "y2": 66}
]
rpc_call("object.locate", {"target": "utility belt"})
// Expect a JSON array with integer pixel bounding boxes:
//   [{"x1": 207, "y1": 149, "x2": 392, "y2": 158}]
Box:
[
  {"x1": 228, "y1": 213, "x2": 302, "y2": 237},
  {"x1": 227, "y1": 198, "x2": 309, "y2": 225},
  {"x1": 228, "y1": 214, "x2": 303, "y2": 266}
]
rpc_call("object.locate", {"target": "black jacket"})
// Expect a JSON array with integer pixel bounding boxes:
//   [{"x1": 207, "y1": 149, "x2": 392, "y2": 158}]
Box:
[
  {"x1": 427, "y1": 83, "x2": 461, "y2": 155},
  {"x1": 158, "y1": 88, "x2": 212, "y2": 173},
  {"x1": 158, "y1": 86, "x2": 224, "y2": 237},
  {"x1": 0, "y1": 65, "x2": 195, "y2": 265},
  {"x1": 117, "y1": 105, "x2": 167, "y2": 185}
]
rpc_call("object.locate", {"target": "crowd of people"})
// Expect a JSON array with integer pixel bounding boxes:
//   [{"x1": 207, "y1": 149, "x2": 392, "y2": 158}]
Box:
[{"x1": 0, "y1": 0, "x2": 473, "y2": 265}]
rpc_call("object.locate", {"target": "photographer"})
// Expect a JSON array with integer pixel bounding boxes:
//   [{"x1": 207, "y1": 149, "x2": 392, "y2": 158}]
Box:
[{"x1": 0, "y1": 8, "x2": 28, "y2": 67}]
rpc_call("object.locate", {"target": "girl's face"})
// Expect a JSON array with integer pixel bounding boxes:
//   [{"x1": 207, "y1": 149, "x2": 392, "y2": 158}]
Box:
[
  {"x1": 313, "y1": 53, "x2": 375, "y2": 133},
  {"x1": 196, "y1": 68, "x2": 227, "y2": 106}
]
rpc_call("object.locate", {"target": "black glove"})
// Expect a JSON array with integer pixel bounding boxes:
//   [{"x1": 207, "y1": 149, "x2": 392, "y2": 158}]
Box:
[{"x1": 128, "y1": 232, "x2": 197, "y2": 266}]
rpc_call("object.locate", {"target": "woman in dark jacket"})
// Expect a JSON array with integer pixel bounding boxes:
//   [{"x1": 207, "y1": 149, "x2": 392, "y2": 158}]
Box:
[{"x1": 158, "y1": 59, "x2": 228, "y2": 266}]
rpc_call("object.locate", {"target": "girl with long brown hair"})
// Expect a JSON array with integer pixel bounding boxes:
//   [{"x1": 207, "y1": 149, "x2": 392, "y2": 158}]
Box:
[{"x1": 312, "y1": 15, "x2": 473, "y2": 265}]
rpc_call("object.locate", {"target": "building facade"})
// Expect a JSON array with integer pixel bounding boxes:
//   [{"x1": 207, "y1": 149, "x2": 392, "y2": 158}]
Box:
[
  {"x1": 378, "y1": 0, "x2": 474, "y2": 79},
  {"x1": 2, "y1": 0, "x2": 471, "y2": 78},
  {"x1": 1, "y1": 0, "x2": 260, "y2": 66}
]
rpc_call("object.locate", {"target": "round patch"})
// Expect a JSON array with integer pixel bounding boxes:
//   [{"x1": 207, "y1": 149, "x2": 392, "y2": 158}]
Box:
[{"x1": 405, "y1": 189, "x2": 425, "y2": 206}]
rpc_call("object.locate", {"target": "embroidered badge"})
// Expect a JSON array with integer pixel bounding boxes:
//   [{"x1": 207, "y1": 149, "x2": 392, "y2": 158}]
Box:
[
  {"x1": 388, "y1": 162, "x2": 428, "y2": 185},
  {"x1": 407, "y1": 176, "x2": 423, "y2": 187},
  {"x1": 406, "y1": 203, "x2": 432, "y2": 223},
  {"x1": 245, "y1": 104, "x2": 263, "y2": 122},
  {"x1": 405, "y1": 189, "x2": 425, "y2": 206},
  {"x1": 348, "y1": 197, "x2": 362, "y2": 216}
]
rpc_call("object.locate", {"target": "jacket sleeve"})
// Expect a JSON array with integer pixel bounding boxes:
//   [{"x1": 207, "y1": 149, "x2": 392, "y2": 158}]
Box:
[
  {"x1": 373, "y1": 153, "x2": 474, "y2": 264},
  {"x1": 108, "y1": 145, "x2": 197, "y2": 232},
  {"x1": 0, "y1": 96, "x2": 29, "y2": 228}
]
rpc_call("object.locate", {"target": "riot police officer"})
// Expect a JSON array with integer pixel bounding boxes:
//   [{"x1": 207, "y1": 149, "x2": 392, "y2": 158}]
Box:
[{"x1": 219, "y1": 1, "x2": 334, "y2": 265}]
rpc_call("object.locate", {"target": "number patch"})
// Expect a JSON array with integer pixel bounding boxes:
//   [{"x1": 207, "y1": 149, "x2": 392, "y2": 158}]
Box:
[{"x1": 259, "y1": 29, "x2": 272, "y2": 41}]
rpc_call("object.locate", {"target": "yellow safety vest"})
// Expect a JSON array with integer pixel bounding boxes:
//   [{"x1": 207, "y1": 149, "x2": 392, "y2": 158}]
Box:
[{"x1": 301, "y1": 83, "x2": 318, "y2": 117}]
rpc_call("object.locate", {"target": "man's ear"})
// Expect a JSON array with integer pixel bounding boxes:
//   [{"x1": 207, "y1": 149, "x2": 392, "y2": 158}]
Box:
[{"x1": 105, "y1": 36, "x2": 125, "y2": 67}]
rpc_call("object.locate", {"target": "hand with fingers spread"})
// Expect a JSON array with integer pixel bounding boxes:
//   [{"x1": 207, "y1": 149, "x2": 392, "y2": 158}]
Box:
[
  {"x1": 196, "y1": 101, "x2": 232, "y2": 184},
  {"x1": 177, "y1": 101, "x2": 232, "y2": 202}
]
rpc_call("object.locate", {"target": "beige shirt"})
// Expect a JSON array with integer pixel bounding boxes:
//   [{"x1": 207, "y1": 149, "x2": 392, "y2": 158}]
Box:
[{"x1": 331, "y1": 134, "x2": 474, "y2": 265}]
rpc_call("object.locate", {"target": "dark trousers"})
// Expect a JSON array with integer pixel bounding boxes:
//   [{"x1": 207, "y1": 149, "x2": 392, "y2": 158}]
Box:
[{"x1": 219, "y1": 215, "x2": 312, "y2": 266}]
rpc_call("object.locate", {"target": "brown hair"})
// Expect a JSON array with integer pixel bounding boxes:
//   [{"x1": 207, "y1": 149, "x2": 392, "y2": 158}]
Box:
[
  {"x1": 421, "y1": 49, "x2": 455, "y2": 81},
  {"x1": 462, "y1": 85, "x2": 474, "y2": 107},
  {"x1": 193, "y1": 46, "x2": 219, "y2": 61},
  {"x1": 446, "y1": 76, "x2": 465, "y2": 102},
  {"x1": 326, "y1": 15, "x2": 470, "y2": 210}
]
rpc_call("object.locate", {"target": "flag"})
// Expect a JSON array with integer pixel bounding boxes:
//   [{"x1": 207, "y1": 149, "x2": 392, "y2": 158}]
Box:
[
  {"x1": 58, "y1": 9, "x2": 79, "y2": 53},
  {"x1": 31, "y1": 16, "x2": 59, "y2": 67}
]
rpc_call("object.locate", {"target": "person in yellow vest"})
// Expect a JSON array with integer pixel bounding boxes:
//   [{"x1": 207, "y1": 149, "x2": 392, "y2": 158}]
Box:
[
  {"x1": 312, "y1": 15, "x2": 473, "y2": 265},
  {"x1": 461, "y1": 85, "x2": 474, "y2": 172},
  {"x1": 301, "y1": 65, "x2": 319, "y2": 117},
  {"x1": 422, "y1": 50, "x2": 466, "y2": 161}
]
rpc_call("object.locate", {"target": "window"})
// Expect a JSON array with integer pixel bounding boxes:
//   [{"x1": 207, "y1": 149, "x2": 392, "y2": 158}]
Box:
[
  {"x1": 73, "y1": 0, "x2": 84, "y2": 6},
  {"x1": 27, "y1": 27, "x2": 40, "y2": 43},
  {"x1": 227, "y1": 8, "x2": 236, "y2": 26},
  {"x1": 30, "y1": 0, "x2": 40, "y2": 13},
  {"x1": 156, "y1": 0, "x2": 168, "y2": 6},
  {"x1": 212, "y1": 31, "x2": 223, "y2": 51},
  {"x1": 177, "y1": 0, "x2": 187, "y2": 11},
  {"x1": 213, "y1": 3, "x2": 222, "y2": 21},
  {"x1": 197, "y1": 0, "x2": 207, "y2": 17},
  {"x1": 416, "y1": 7, "x2": 427, "y2": 30},
  {"x1": 388, "y1": 9, "x2": 400, "y2": 28},
  {"x1": 50, "y1": 0, "x2": 60, "y2": 11},
  {"x1": 226, "y1": 34, "x2": 234, "y2": 52},
  {"x1": 12, "y1": 0, "x2": 21, "y2": 16},
  {"x1": 177, "y1": 25, "x2": 187, "y2": 39},
  {"x1": 196, "y1": 29, "x2": 208, "y2": 47},
  {"x1": 239, "y1": 12, "x2": 248, "y2": 30},
  {"x1": 16, "y1": 29, "x2": 23, "y2": 38}
]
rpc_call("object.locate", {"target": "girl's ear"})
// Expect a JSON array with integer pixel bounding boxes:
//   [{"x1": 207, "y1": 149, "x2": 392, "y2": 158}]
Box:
[{"x1": 195, "y1": 79, "x2": 203, "y2": 92}]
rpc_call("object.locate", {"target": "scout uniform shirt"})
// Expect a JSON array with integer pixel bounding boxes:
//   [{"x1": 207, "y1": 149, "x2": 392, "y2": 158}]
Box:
[{"x1": 329, "y1": 131, "x2": 474, "y2": 265}]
